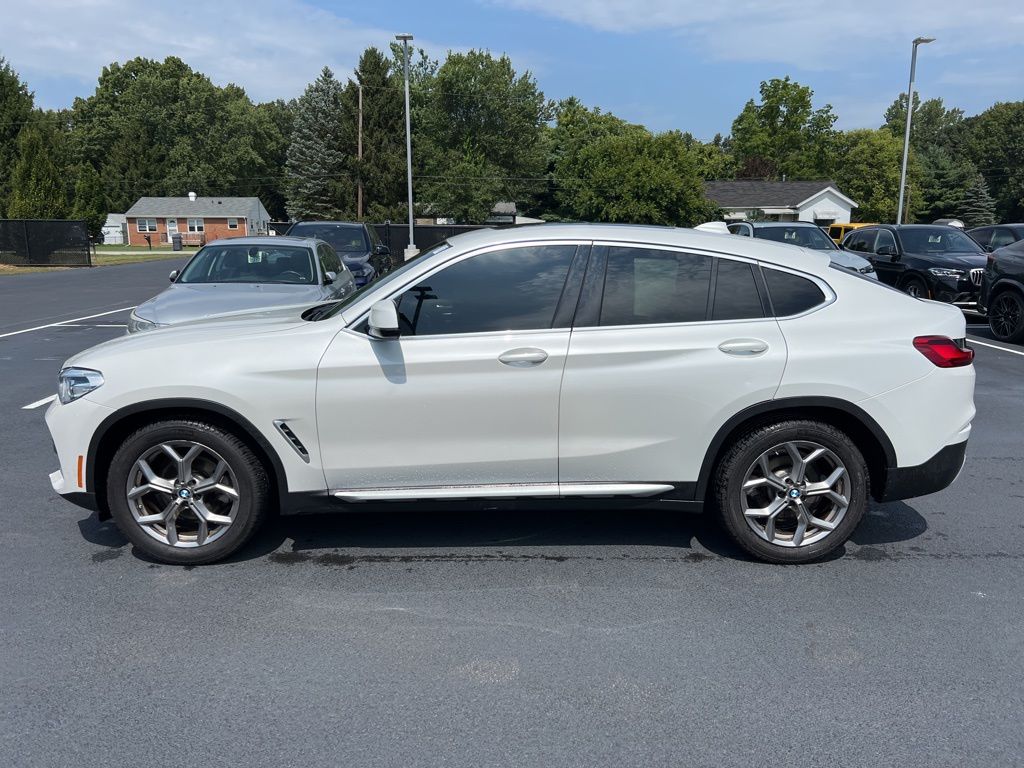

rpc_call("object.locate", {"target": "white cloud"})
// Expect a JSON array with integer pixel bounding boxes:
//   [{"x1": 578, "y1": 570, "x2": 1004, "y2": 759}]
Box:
[
  {"x1": 490, "y1": 0, "x2": 1024, "y2": 70},
  {"x1": 0, "y1": 0, "x2": 450, "y2": 105}
]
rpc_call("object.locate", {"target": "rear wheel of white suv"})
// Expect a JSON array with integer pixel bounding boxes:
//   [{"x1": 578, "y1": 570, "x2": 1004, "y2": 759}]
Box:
[
  {"x1": 106, "y1": 420, "x2": 271, "y2": 565},
  {"x1": 714, "y1": 420, "x2": 868, "y2": 564}
]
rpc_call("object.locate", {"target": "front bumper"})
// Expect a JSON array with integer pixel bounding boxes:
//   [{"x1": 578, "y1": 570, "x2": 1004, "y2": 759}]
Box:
[
  {"x1": 877, "y1": 440, "x2": 968, "y2": 502},
  {"x1": 929, "y1": 274, "x2": 980, "y2": 308}
]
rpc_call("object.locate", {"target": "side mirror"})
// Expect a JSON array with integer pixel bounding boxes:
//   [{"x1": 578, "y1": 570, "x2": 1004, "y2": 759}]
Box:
[
  {"x1": 168, "y1": 270, "x2": 179, "y2": 282},
  {"x1": 368, "y1": 299, "x2": 400, "y2": 339},
  {"x1": 984, "y1": 244, "x2": 994, "y2": 253},
  {"x1": 876, "y1": 245, "x2": 898, "y2": 258},
  {"x1": 375, "y1": 244, "x2": 390, "y2": 256},
  {"x1": 324, "y1": 271, "x2": 336, "y2": 284}
]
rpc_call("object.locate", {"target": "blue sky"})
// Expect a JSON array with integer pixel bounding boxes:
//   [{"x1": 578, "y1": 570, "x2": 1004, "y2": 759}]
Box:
[{"x1": 1, "y1": 0, "x2": 1021, "y2": 140}]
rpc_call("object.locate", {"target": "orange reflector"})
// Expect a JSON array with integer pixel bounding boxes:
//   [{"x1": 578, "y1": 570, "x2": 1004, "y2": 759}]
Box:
[{"x1": 77, "y1": 455, "x2": 84, "y2": 488}]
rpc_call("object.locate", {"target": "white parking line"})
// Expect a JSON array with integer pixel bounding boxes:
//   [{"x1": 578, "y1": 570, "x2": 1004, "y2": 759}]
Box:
[
  {"x1": 22, "y1": 395, "x2": 56, "y2": 410},
  {"x1": 968, "y1": 337, "x2": 1024, "y2": 357},
  {"x1": 0, "y1": 307, "x2": 136, "y2": 340}
]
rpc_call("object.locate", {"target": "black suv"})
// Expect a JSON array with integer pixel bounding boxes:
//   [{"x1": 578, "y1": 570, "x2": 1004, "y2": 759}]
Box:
[
  {"x1": 979, "y1": 238, "x2": 1024, "y2": 342},
  {"x1": 968, "y1": 224, "x2": 1024, "y2": 252},
  {"x1": 842, "y1": 224, "x2": 987, "y2": 309},
  {"x1": 285, "y1": 221, "x2": 393, "y2": 287}
]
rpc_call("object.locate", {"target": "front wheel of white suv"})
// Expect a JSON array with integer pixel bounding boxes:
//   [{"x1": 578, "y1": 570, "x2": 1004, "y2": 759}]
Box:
[
  {"x1": 714, "y1": 420, "x2": 869, "y2": 564},
  {"x1": 106, "y1": 420, "x2": 271, "y2": 565}
]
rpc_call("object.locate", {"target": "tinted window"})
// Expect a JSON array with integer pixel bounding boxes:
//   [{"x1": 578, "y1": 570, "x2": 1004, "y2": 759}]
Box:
[
  {"x1": 178, "y1": 244, "x2": 316, "y2": 284},
  {"x1": 970, "y1": 227, "x2": 993, "y2": 247},
  {"x1": 898, "y1": 227, "x2": 983, "y2": 254},
  {"x1": 600, "y1": 247, "x2": 711, "y2": 326},
  {"x1": 764, "y1": 268, "x2": 826, "y2": 316},
  {"x1": 318, "y1": 244, "x2": 342, "y2": 275},
  {"x1": 875, "y1": 229, "x2": 897, "y2": 253},
  {"x1": 288, "y1": 223, "x2": 369, "y2": 252},
  {"x1": 754, "y1": 225, "x2": 836, "y2": 251},
  {"x1": 712, "y1": 259, "x2": 764, "y2": 320},
  {"x1": 989, "y1": 228, "x2": 1016, "y2": 250},
  {"x1": 395, "y1": 245, "x2": 576, "y2": 335},
  {"x1": 844, "y1": 230, "x2": 876, "y2": 253}
]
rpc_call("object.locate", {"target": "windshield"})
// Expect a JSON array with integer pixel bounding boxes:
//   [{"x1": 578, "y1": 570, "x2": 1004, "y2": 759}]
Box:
[
  {"x1": 899, "y1": 227, "x2": 984, "y2": 254},
  {"x1": 307, "y1": 242, "x2": 453, "y2": 321},
  {"x1": 178, "y1": 244, "x2": 317, "y2": 284},
  {"x1": 288, "y1": 223, "x2": 369, "y2": 252},
  {"x1": 755, "y1": 226, "x2": 836, "y2": 251}
]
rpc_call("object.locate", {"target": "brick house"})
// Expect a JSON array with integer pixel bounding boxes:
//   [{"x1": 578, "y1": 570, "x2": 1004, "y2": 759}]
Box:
[{"x1": 124, "y1": 195, "x2": 271, "y2": 247}]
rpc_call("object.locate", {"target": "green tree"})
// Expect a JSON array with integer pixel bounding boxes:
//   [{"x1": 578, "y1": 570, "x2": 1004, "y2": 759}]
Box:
[
  {"x1": 70, "y1": 163, "x2": 107, "y2": 238},
  {"x1": 916, "y1": 145, "x2": 977, "y2": 222},
  {"x1": 556, "y1": 128, "x2": 714, "y2": 226},
  {"x1": 883, "y1": 94, "x2": 964, "y2": 149},
  {"x1": 285, "y1": 67, "x2": 353, "y2": 220},
  {"x1": 834, "y1": 129, "x2": 920, "y2": 223},
  {"x1": 957, "y1": 101, "x2": 1024, "y2": 221},
  {"x1": 958, "y1": 174, "x2": 997, "y2": 228},
  {"x1": 730, "y1": 77, "x2": 837, "y2": 180},
  {"x1": 7, "y1": 121, "x2": 68, "y2": 218},
  {"x1": 0, "y1": 57, "x2": 35, "y2": 216},
  {"x1": 415, "y1": 50, "x2": 553, "y2": 222}
]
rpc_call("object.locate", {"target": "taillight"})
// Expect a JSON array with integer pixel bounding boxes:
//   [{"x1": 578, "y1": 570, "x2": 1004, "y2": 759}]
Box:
[{"x1": 913, "y1": 336, "x2": 974, "y2": 368}]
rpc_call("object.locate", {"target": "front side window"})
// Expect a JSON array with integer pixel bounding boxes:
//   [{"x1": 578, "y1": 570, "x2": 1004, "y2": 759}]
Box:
[
  {"x1": 318, "y1": 243, "x2": 343, "y2": 276},
  {"x1": 395, "y1": 245, "x2": 577, "y2": 336},
  {"x1": 136, "y1": 218, "x2": 157, "y2": 233},
  {"x1": 875, "y1": 229, "x2": 897, "y2": 253},
  {"x1": 712, "y1": 259, "x2": 765, "y2": 320},
  {"x1": 600, "y1": 246, "x2": 712, "y2": 326},
  {"x1": 187, "y1": 218, "x2": 205, "y2": 233},
  {"x1": 178, "y1": 244, "x2": 317, "y2": 284},
  {"x1": 763, "y1": 268, "x2": 827, "y2": 316}
]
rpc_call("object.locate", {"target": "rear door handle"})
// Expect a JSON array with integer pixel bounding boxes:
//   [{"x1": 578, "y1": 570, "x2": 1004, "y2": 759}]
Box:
[
  {"x1": 498, "y1": 348, "x2": 549, "y2": 367},
  {"x1": 718, "y1": 339, "x2": 769, "y2": 356}
]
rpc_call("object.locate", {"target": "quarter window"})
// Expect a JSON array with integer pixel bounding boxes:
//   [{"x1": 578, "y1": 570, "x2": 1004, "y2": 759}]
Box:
[
  {"x1": 599, "y1": 247, "x2": 712, "y2": 326},
  {"x1": 763, "y1": 268, "x2": 827, "y2": 316},
  {"x1": 395, "y1": 245, "x2": 577, "y2": 336},
  {"x1": 187, "y1": 218, "x2": 205, "y2": 233},
  {"x1": 712, "y1": 259, "x2": 764, "y2": 320},
  {"x1": 136, "y1": 218, "x2": 157, "y2": 233}
]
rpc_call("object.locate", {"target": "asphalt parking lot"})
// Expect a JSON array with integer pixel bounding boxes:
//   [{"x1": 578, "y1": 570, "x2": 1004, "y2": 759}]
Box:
[{"x1": 2, "y1": 259, "x2": 1023, "y2": 767}]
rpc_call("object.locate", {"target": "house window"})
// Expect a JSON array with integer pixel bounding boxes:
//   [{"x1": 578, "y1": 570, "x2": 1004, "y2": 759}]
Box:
[
  {"x1": 136, "y1": 218, "x2": 158, "y2": 233},
  {"x1": 227, "y1": 218, "x2": 238, "y2": 230},
  {"x1": 187, "y1": 218, "x2": 204, "y2": 233}
]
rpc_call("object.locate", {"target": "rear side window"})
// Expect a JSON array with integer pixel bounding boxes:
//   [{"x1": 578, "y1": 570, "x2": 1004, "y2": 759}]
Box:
[
  {"x1": 844, "y1": 230, "x2": 876, "y2": 253},
  {"x1": 600, "y1": 246, "x2": 712, "y2": 326},
  {"x1": 970, "y1": 228, "x2": 992, "y2": 248},
  {"x1": 763, "y1": 268, "x2": 826, "y2": 316},
  {"x1": 395, "y1": 244, "x2": 577, "y2": 335},
  {"x1": 318, "y1": 244, "x2": 342, "y2": 275},
  {"x1": 712, "y1": 259, "x2": 764, "y2": 320}
]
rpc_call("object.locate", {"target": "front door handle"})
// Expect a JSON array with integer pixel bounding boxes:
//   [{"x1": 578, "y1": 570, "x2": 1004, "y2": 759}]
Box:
[
  {"x1": 719, "y1": 339, "x2": 769, "y2": 356},
  {"x1": 498, "y1": 348, "x2": 549, "y2": 367}
]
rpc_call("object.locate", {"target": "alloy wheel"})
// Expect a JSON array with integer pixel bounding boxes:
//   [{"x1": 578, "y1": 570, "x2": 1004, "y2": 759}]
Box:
[
  {"x1": 125, "y1": 441, "x2": 240, "y2": 548},
  {"x1": 740, "y1": 441, "x2": 850, "y2": 548},
  {"x1": 990, "y1": 293, "x2": 1023, "y2": 339}
]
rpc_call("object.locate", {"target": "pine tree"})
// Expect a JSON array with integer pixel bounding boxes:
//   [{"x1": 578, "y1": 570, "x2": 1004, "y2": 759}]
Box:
[
  {"x1": 959, "y1": 174, "x2": 997, "y2": 229},
  {"x1": 285, "y1": 67, "x2": 353, "y2": 220},
  {"x1": 70, "y1": 163, "x2": 107, "y2": 239},
  {"x1": 7, "y1": 123, "x2": 68, "y2": 219},
  {"x1": 0, "y1": 57, "x2": 35, "y2": 216}
]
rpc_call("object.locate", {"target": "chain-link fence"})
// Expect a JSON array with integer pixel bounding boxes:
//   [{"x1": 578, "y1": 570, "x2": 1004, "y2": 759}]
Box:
[{"x1": 0, "y1": 220, "x2": 92, "y2": 266}]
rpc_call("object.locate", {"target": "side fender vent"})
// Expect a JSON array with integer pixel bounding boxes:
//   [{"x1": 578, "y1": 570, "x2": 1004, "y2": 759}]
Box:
[{"x1": 273, "y1": 420, "x2": 310, "y2": 463}]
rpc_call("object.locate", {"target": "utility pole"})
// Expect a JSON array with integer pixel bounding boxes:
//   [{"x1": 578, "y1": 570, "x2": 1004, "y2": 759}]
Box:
[
  {"x1": 357, "y1": 84, "x2": 363, "y2": 220},
  {"x1": 396, "y1": 32, "x2": 417, "y2": 260},
  {"x1": 897, "y1": 36, "x2": 935, "y2": 225}
]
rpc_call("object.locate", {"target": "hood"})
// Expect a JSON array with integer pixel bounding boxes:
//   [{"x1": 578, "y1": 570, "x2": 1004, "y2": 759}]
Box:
[
  {"x1": 914, "y1": 252, "x2": 987, "y2": 268},
  {"x1": 340, "y1": 251, "x2": 372, "y2": 266},
  {"x1": 829, "y1": 250, "x2": 870, "y2": 270},
  {"x1": 136, "y1": 283, "x2": 326, "y2": 325}
]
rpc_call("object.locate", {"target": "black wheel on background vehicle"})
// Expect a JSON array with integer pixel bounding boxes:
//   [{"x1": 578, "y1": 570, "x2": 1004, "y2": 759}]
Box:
[
  {"x1": 901, "y1": 275, "x2": 928, "y2": 299},
  {"x1": 106, "y1": 420, "x2": 271, "y2": 565},
  {"x1": 714, "y1": 420, "x2": 869, "y2": 564},
  {"x1": 988, "y1": 290, "x2": 1024, "y2": 343}
]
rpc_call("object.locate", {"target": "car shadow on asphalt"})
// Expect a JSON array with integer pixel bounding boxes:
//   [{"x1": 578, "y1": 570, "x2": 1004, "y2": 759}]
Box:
[{"x1": 76, "y1": 500, "x2": 928, "y2": 567}]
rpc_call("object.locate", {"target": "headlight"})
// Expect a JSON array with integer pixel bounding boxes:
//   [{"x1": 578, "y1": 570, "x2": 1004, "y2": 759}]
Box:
[
  {"x1": 127, "y1": 311, "x2": 161, "y2": 334},
  {"x1": 57, "y1": 367, "x2": 104, "y2": 405},
  {"x1": 928, "y1": 267, "x2": 964, "y2": 279}
]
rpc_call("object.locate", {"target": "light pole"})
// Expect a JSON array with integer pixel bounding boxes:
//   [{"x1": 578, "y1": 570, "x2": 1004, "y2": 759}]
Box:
[
  {"x1": 896, "y1": 36, "x2": 935, "y2": 225},
  {"x1": 396, "y1": 32, "x2": 417, "y2": 260}
]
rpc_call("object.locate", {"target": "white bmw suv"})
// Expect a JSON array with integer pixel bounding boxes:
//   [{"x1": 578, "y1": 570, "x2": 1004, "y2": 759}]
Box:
[{"x1": 46, "y1": 224, "x2": 975, "y2": 565}]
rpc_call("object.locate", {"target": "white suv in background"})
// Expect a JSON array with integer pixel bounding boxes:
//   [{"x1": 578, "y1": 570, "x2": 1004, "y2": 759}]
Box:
[{"x1": 46, "y1": 224, "x2": 975, "y2": 565}]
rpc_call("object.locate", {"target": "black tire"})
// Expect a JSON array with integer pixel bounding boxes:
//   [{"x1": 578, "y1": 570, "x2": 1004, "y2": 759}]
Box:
[
  {"x1": 901, "y1": 275, "x2": 928, "y2": 299},
  {"x1": 714, "y1": 420, "x2": 869, "y2": 564},
  {"x1": 988, "y1": 289, "x2": 1024, "y2": 343},
  {"x1": 106, "y1": 420, "x2": 270, "y2": 565}
]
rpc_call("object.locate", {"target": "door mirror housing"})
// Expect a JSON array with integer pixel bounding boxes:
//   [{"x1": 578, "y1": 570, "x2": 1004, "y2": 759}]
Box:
[
  {"x1": 324, "y1": 271, "x2": 336, "y2": 284},
  {"x1": 168, "y1": 269, "x2": 179, "y2": 282},
  {"x1": 876, "y1": 244, "x2": 898, "y2": 258},
  {"x1": 375, "y1": 244, "x2": 390, "y2": 256},
  {"x1": 368, "y1": 299, "x2": 400, "y2": 339}
]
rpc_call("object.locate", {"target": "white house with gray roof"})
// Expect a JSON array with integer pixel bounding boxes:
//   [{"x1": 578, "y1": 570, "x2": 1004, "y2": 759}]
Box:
[
  {"x1": 124, "y1": 194, "x2": 271, "y2": 246},
  {"x1": 704, "y1": 180, "x2": 858, "y2": 226}
]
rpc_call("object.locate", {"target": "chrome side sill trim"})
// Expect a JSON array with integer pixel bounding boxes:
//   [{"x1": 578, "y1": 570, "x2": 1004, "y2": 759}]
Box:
[{"x1": 332, "y1": 482, "x2": 674, "y2": 502}]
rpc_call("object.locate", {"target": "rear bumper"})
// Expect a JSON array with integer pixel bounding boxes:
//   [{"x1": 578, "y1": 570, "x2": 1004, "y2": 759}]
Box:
[{"x1": 877, "y1": 440, "x2": 968, "y2": 502}]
